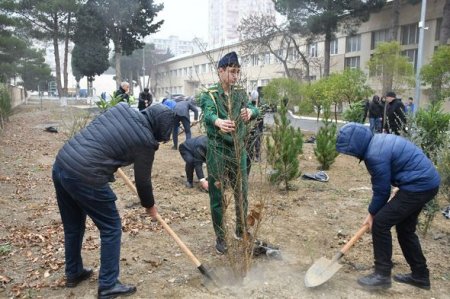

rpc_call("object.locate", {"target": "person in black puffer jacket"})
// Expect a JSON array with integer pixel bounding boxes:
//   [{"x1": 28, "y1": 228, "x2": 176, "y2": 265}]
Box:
[
  {"x1": 383, "y1": 91, "x2": 406, "y2": 135},
  {"x1": 368, "y1": 95, "x2": 383, "y2": 133},
  {"x1": 52, "y1": 103, "x2": 174, "y2": 298}
]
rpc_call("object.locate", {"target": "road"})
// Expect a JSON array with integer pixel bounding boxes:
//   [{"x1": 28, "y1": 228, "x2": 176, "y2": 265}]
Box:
[{"x1": 264, "y1": 111, "x2": 347, "y2": 133}]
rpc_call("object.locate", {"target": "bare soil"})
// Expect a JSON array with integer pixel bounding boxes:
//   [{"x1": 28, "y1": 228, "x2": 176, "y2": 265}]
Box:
[{"x1": 0, "y1": 101, "x2": 449, "y2": 299}]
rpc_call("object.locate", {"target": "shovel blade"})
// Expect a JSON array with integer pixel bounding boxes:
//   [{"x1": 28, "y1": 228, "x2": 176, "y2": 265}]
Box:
[{"x1": 304, "y1": 256, "x2": 342, "y2": 287}]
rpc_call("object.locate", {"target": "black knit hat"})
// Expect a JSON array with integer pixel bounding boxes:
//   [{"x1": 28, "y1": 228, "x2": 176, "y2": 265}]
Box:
[
  {"x1": 386, "y1": 91, "x2": 396, "y2": 98},
  {"x1": 218, "y1": 51, "x2": 240, "y2": 68}
]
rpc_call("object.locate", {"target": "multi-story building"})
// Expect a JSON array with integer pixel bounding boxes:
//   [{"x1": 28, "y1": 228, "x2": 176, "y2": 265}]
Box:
[
  {"x1": 154, "y1": 0, "x2": 448, "y2": 109},
  {"x1": 208, "y1": 0, "x2": 276, "y2": 49},
  {"x1": 145, "y1": 35, "x2": 203, "y2": 56}
]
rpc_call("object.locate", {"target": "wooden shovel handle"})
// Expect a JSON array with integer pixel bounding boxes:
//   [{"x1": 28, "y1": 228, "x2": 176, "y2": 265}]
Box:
[
  {"x1": 154, "y1": 213, "x2": 202, "y2": 267},
  {"x1": 340, "y1": 224, "x2": 370, "y2": 255},
  {"x1": 116, "y1": 168, "x2": 202, "y2": 268},
  {"x1": 117, "y1": 168, "x2": 138, "y2": 194}
]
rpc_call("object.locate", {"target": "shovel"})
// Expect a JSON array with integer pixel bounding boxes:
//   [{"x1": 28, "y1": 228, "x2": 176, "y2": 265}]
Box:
[
  {"x1": 304, "y1": 223, "x2": 369, "y2": 288},
  {"x1": 116, "y1": 168, "x2": 219, "y2": 286}
]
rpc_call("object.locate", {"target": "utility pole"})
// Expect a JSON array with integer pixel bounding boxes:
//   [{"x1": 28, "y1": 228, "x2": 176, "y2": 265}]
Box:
[
  {"x1": 414, "y1": 0, "x2": 427, "y2": 113},
  {"x1": 142, "y1": 46, "x2": 146, "y2": 89}
]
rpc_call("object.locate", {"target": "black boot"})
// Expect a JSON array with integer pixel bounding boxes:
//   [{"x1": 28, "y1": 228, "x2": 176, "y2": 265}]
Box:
[
  {"x1": 215, "y1": 238, "x2": 227, "y2": 255},
  {"x1": 393, "y1": 273, "x2": 430, "y2": 290},
  {"x1": 357, "y1": 272, "x2": 391, "y2": 290},
  {"x1": 66, "y1": 268, "x2": 93, "y2": 288},
  {"x1": 98, "y1": 281, "x2": 136, "y2": 299}
]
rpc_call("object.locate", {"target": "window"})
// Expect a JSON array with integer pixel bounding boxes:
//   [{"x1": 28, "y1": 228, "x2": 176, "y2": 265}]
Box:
[
  {"x1": 330, "y1": 39, "x2": 338, "y2": 55},
  {"x1": 308, "y1": 43, "x2": 318, "y2": 57},
  {"x1": 201, "y1": 64, "x2": 207, "y2": 73},
  {"x1": 346, "y1": 35, "x2": 361, "y2": 52},
  {"x1": 264, "y1": 52, "x2": 271, "y2": 65},
  {"x1": 401, "y1": 23, "x2": 419, "y2": 45},
  {"x1": 371, "y1": 29, "x2": 390, "y2": 49},
  {"x1": 251, "y1": 54, "x2": 259, "y2": 66},
  {"x1": 403, "y1": 49, "x2": 418, "y2": 71},
  {"x1": 435, "y1": 18, "x2": 442, "y2": 41},
  {"x1": 275, "y1": 49, "x2": 284, "y2": 63},
  {"x1": 344, "y1": 56, "x2": 360, "y2": 69},
  {"x1": 261, "y1": 79, "x2": 269, "y2": 86}
]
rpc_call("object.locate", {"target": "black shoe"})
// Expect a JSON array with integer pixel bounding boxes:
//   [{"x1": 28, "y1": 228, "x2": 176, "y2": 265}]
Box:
[
  {"x1": 393, "y1": 273, "x2": 430, "y2": 290},
  {"x1": 357, "y1": 272, "x2": 391, "y2": 290},
  {"x1": 171, "y1": 145, "x2": 177, "y2": 150},
  {"x1": 215, "y1": 238, "x2": 227, "y2": 255},
  {"x1": 98, "y1": 281, "x2": 136, "y2": 299},
  {"x1": 185, "y1": 181, "x2": 193, "y2": 188},
  {"x1": 66, "y1": 268, "x2": 93, "y2": 288}
]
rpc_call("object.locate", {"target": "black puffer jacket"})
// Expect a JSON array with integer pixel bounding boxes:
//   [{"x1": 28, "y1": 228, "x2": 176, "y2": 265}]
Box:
[
  {"x1": 384, "y1": 98, "x2": 406, "y2": 135},
  {"x1": 55, "y1": 103, "x2": 174, "y2": 207}
]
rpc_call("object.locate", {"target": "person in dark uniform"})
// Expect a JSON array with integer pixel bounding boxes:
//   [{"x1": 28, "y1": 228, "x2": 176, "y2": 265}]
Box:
[
  {"x1": 52, "y1": 103, "x2": 174, "y2": 298},
  {"x1": 200, "y1": 51, "x2": 260, "y2": 254},
  {"x1": 179, "y1": 135, "x2": 208, "y2": 191},
  {"x1": 138, "y1": 88, "x2": 152, "y2": 111}
]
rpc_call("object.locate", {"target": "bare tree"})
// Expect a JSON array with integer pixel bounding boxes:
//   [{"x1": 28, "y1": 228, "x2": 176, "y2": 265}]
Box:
[{"x1": 237, "y1": 14, "x2": 310, "y2": 81}]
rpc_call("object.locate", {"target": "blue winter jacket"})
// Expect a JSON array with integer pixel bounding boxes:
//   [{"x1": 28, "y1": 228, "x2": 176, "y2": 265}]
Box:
[{"x1": 336, "y1": 123, "x2": 440, "y2": 215}]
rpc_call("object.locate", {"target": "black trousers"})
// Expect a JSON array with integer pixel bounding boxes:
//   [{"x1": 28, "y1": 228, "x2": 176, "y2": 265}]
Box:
[{"x1": 372, "y1": 187, "x2": 439, "y2": 277}]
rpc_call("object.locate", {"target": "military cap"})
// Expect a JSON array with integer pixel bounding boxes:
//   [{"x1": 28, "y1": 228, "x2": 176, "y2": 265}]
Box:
[{"x1": 218, "y1": 51, "x2": 240, "y2": 68}]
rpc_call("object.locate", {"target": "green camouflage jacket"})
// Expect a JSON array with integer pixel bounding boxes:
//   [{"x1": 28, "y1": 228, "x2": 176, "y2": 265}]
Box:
[{"x1": 200, "y1": 83, "x2": 259, "y2": 148}]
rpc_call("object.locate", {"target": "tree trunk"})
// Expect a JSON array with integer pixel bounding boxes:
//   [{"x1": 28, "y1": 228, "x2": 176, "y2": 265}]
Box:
[
  {"x1": 129, "y1": 70, "x2": 134, "y2": 95},
  {"x1": 391, "y1": 0, "x2": 400, "y2": 41},
  {"x1": 52, "y1": 15, "x2": 63, "y2": 100},
  {"x1": 382, "y1": 72, "x2": 393, "y2": 96},
  {"x1": 290, "y1": 36, "x2": 310, "y2": 83},
  {"x1": 114, "y1": 42, "x2": 122, "y2": 88},
  {"x1": 323, "y1": 33, "x2": 331, "y2": 77},
  {"x1": 440, "y1": 0, "x2": 450, "y2": 45},
  {"x1": 62, "y1": 12, "x2": 72, "y2": 97}
]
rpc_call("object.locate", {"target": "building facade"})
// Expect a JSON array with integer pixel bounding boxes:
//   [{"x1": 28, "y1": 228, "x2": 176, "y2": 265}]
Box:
[
  {"x1": 154, "y1": 0, "x2": 447, "y2": 108},
  {"x1": 145, "y1": 35, "x2": 204, "y2": 56},
  {"x1": 208, "y1": 0, "x2": 276, "y2": 49}
]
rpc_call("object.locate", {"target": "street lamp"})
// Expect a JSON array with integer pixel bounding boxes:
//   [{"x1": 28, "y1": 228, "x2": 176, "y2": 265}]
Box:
[{"x1": 414, "y1": 0, "x2": 427, "y2": 114}]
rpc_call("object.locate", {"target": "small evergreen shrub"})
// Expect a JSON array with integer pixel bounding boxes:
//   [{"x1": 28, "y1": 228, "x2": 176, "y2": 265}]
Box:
[
  {"x1": 0, "y1": 84, "x2": 12, "y2": 130},
  {"x1": 314, "y1": 108, "x2": 338, "y2": 170},
  {"x1": 266, "y1": 99, "x2": 303, "y2": 191}
]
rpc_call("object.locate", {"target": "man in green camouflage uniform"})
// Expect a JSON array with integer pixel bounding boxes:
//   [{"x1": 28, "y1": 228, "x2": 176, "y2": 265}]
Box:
[{"x1": 200, "y1": 52, "x2": 259, "y2": 254}]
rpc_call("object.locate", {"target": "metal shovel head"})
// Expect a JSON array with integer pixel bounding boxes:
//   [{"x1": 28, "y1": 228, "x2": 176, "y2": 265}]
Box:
[{"x1": 304, "y1": 256, "x2": 342, "y2": 287}]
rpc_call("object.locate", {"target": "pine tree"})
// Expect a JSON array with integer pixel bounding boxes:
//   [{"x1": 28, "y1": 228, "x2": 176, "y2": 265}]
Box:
[
  {"x1": 314, "y1": 108, "x2": 338, "y2": 170},
  {"x1": 266, "y1": 98, "x2": 303, "y2": 191}
]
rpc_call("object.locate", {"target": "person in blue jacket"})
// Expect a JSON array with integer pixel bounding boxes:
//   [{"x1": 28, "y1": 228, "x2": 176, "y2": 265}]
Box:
[{"x1": 336, "y1": 123, "x2": 440, "y2": 290}]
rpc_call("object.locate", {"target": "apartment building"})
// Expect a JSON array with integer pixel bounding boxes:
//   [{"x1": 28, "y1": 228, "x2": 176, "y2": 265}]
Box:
[
  {"x1": 208, "y1": 0, "x2": 276, "y2": 49},
  {"x1": 155, "y1": 1, "x2": 446, "y2": 107}
]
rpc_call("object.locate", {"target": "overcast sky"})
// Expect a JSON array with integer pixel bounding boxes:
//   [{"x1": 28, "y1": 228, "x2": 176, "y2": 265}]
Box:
[{"x1": 153, "y1": 0, "x2": 209, "y2": 41}]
